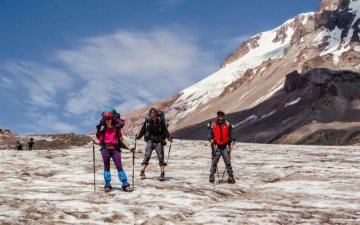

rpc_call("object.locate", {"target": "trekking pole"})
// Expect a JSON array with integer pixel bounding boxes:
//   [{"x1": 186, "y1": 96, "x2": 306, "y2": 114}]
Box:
[
  {"x1": 166, "y1": 140, "x2": 172, "y2": 165},
  {"x1": 92, "y1": 144, "x2": 96, "y2": 192},
  {"x1": 133, "y1": 135, "x2": 136, "y2": 190},
  {"x1": 210, "y1": 143, "x2": 217, "y2": 186}
]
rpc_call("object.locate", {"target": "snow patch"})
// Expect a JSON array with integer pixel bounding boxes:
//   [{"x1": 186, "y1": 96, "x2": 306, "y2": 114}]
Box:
[
  {"x1": 237, "y1": 86, "x2": 257, "y2": 103},
  {"x1": 247, "y1": 77, "x2": 285, "y2": 109},
  {"x1": 260, "y1": 110, "x2": 276, "y2": 119},
  {"x1": 0, "y1": 141, "x2": 360, "y2": 224},
  {"x1": 234, "y1": 114, "x2": 258, "y2": 127},
  {"x1": 299, "y1": 12, "x2": 314, "y2": 25},
  {"x1": 285, "y1": 97, "x2": 301, "y2": 107}
]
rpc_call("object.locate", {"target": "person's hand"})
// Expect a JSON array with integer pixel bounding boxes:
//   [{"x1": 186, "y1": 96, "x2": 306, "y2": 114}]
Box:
[
  {"x1": 168, "y1": 136, "x2": 173, "y2": 142},
  {"x1": 88, "y1": 141, "x2": 95, "y2": 148},
  {"x1": 210, "y1": 139, "x2": 214, "y2": 145},
  {"x1": 91, "y1": 140, "x2": 100, "y2": 146},
  {"x1": 130, "y1": 147, "x2": 135, "y2": 152},
  {"x1": 231, "y1": 141, "x2": 236, "y2": 147}
]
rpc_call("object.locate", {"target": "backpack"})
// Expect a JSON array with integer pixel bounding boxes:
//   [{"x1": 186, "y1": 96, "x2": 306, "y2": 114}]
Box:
[
  {"x1": 96, "y1": 108, "x2": 125, "y2": 149},
  {"x1": 145, "y1": 110, "x2": 165, "y2": 123},
  {"x1": 144, "y1": 109, "x2": 167, "y2": 144}
]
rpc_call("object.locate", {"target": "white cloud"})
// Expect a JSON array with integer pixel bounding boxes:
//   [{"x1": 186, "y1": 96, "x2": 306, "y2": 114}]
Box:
[
  {"x1": 57, "y1": 27, "x2": 216, "y2": 115},
  {"x1": 34, "y1": 114, "x2": 78, "y2": 133},
  {"x1": 0, "y1": 27, "x2": 217, "y2": 133},
  {"x1": 0, "y1": 76, "x2": 15, "y2": 89}
]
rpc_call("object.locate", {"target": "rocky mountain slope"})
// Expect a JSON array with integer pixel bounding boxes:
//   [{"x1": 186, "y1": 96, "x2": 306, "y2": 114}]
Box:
[
  {"x1": 173, "y1": 68, "x2": 360, "y2": 144},
  {"x1": 122, "y1": 0, "x2": 360, "y2": 144}
]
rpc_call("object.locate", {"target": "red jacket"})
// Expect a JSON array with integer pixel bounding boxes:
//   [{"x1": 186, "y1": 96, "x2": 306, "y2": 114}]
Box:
[{"x1": 210, "y1": 121, "x2": 233, "y2": 145}]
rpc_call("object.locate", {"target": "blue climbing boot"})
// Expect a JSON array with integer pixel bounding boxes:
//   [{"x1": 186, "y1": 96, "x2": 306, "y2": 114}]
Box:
[
  {"x1": 104, "y1": 170, "x2": 112, "y2": 192},
  {"x1": 118, "y1": 170, "x2": 133, "y2": 192}
]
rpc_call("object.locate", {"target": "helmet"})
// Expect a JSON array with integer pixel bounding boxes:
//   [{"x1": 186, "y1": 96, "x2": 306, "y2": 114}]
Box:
[{"x1": 102, "y1": 112, "x2": 113, "y2": 118}]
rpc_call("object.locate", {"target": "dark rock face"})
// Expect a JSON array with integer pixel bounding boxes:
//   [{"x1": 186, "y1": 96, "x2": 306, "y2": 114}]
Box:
[
  {"x1": 173, "y1": 69, "x2": 360, "y2": 145},
  {"x1": 351, "y1": 18, "x2": 360, "y2": 42},
  {"x1": 315, "y1": 0, "x2": 357, "y2": 41}
]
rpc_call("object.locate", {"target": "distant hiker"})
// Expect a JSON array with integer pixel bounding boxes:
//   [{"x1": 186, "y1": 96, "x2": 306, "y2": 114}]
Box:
[
  {"x1": 28, "y1": 137, "x2": 35, "y2": 150},
  {"x1": 93, "y1": 110, "x2": 135, "y2": 193},
  {"x1": 136, "y1": 108, "x2": 173, "y2": 181},
  {"x1": 16, "y1": 140, "x2": 23, "y2": 150},
  {"x1": 208, "y1": 111, "x2": 236, "y2": 184}
]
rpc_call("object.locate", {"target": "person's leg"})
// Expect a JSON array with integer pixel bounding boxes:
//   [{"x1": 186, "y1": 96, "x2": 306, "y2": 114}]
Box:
[
  {"x1": 221, "y1": 148, "x2": 235, "y2": 184},
  {"x1": 209, "y1": 147, "x2": 221, "y2": 183},
  {"x1": 141, "y1": 141, "x2": 154, "y2": 179},
  {"x1": 111, "y1": 150, "x2": 131, "y2": 190},
  {"x1": 101, "y1": 148, "x2": 112, "y2": 189},
  {"x1": 154, "y1": 142, "x2": 166, "y2": 181}
]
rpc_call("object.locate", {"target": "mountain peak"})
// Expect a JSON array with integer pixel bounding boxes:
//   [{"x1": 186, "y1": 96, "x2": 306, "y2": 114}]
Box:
[{"x1": 318, "y1": 0, "x2": 350, "y2": 12}]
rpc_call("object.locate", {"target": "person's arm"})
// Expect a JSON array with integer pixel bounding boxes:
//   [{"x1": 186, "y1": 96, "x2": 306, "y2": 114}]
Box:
[
  {"x1": 136, "y1": 122, "x2": 146, "y2": 140},
  {"x1": 119, "y1": 137, "x2": 135, "y2": 152},
  {"x1": 118, "y1": 129, "x2": 135, "y2": 152},
  {"x1": 92, "y1": 132, "x2": 103, "y2": 145},
  {"x1": 161, "y1": 121, "x2": 172, "y2": 141},
  {"x1": 229, "y1": 123, "x2": 236, "y2": 146},
  {"x1": 208, "y1": 122, "x2": 214, "y2": 144}
]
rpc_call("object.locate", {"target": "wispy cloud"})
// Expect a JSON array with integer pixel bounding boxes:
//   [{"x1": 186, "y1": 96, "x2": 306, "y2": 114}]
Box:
[
  {"x1": 0, "y1": 27, "x2": 217, "y2": 133},
  {"x1": 1, "y1": 61, "x2": 74, "y2": 108},
  {"x1": 57, "y1": 27, "x2": 216, "y2": 115},
  {"x1": 22, "y1": 112, "x2": 78, "y2": 134}
]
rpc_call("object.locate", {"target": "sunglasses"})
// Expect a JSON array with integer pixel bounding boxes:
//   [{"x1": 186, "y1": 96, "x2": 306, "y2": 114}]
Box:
[{"x1": 104, "y1": 118, "x2": 112, "y2": 121}]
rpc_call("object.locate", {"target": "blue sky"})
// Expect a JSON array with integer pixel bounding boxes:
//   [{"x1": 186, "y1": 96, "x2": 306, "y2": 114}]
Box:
[{"x1": 0, "y1": 0, "x2": 320, "y2": 135}]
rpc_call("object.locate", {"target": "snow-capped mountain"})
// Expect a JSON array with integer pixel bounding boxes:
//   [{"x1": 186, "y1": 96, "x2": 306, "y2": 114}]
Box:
[{"x1": 122, "y1": 0, "x2": 360, "y2": 143}]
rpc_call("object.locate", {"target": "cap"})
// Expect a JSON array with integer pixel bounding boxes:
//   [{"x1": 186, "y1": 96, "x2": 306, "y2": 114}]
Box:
[
  {"x1": 102, "y1": 112, "x2": 113, "y2": 118},
  {"x1": 217, "y1": 111, "x2": 225, "y2": 116}
]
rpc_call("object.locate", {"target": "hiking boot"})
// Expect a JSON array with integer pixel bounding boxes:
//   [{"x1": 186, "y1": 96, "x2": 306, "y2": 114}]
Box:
[
  {"x1": 104, "y1": 186, "x2": 112, "y2": 193},
  {"x1": 209, "y1": 174, "x2": 215, "y2": 183},
  {"x1": 227, "y1": 175, "x2": 235, "y2": 184},
  {"x1": 140, "y1": 170, "x2": 146, "y2": 180},
  {"x1": 123, "y1": 186, "x2": 133, "y2": 192},
  {"x1": 159, "y1": 172, "x2": 165, "y2": 181}
]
